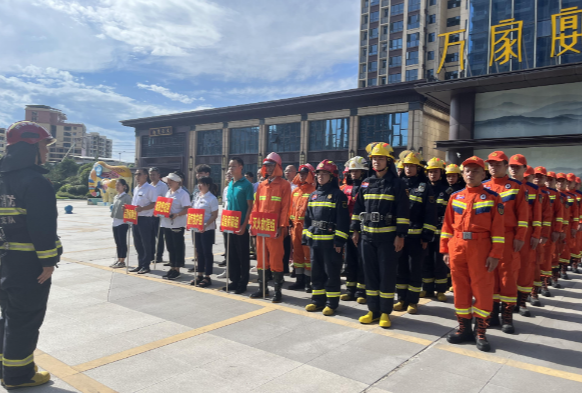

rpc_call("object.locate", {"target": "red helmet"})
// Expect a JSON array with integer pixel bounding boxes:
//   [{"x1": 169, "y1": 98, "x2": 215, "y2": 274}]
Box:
[
  {"x1": 7, "y1": 121, "x2": 55, "y2": 146},
  {"x1": 263, "y1": 152, "x2": 282, "y2": 167},
  {"x1": 315, "y1": 160, "x2": 339, "y2": 177},
  {"x1": 298, "y1": 163, "x2": 315, "y2": 175}
]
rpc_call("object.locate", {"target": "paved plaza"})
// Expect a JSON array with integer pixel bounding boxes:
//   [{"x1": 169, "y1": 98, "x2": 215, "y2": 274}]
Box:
[{"x1": 9, "y1": 200, "x2": 582, "y2": 392}]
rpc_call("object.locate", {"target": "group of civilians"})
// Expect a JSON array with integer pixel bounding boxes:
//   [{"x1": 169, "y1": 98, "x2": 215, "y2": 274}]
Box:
[{"x1": 109, "y1": 160, "x2": 274, "y2": 291}]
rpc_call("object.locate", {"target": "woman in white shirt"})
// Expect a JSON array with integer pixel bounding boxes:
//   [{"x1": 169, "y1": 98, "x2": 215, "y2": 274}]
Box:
[
  {"x1": 160, "y1": 173, "x2": 191, "y2": 280},
  {"x1": 191, "y1": 176, "x2": 219, "y2": 287},
  {"x1": 110, "y1": 179, "x2": 132, "y2": 268}
]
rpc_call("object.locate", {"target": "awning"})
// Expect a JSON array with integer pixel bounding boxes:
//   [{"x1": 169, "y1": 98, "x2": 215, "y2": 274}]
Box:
[{"x1": 435, "y1": 134, "x2": 582, "y2": 150}]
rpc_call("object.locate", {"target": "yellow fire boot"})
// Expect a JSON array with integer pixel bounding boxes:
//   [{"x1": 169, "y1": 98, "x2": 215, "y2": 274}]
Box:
[
  {"x1": 356, "y1": 297, "x2": 367, "y2": 304},
  {"x1": 305, "y1": 304, "x2": 324, "y2": 312},
  {"x1": 340, "y1": 293, "x2": 353, "y2": 301},
  {"x1": 407, "y1": 303, "x2": 418, "y2": 314},
  {"x1": 4, "y1": 372, "x2": 51, "y2": 390},
  {"x1": 322, "y1": 306, "x2": 335, "y2": 316},
  {"x1": 379, "y1": 313, "x2": 391, "y2": 328},
  {"x1": 449, "y1": 286, "x2": 454, "y2": 292},
  {"x1": 419, "y1": 291, "x2": 427, "y2": 298},
  {"x1": 393, "y1": 301, "x2": 406, "y2": 311},
  {"x1": 359, "y1": 311, "x2": 380, "y2": 324},
  {"x1": 436, "y1": 292, "x2": 448, "y2": 302}
]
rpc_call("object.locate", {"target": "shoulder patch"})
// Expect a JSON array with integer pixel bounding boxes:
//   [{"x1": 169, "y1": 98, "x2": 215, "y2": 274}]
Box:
[
  {"x1": 483, "y1": 188, "x2": 499, "y2": 197},
  {"x1": 361, "y1": 182, "x2": 369, "y2": 188},
  {"x1": 508, "y1": 178, "x2": 522, "y2": 185},
  {"x1": 527, "y1": 182, "x2": 539, "y2": 190}
]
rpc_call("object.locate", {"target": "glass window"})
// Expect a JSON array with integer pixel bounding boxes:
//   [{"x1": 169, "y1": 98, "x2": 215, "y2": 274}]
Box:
[
  {"x1": 407, "y1": 33, "x2": 419, "y2": 48},
  {"x1": 197, "y1": 129, "x2": 222, "y2": 156},
  {"x1": 445, "y1": 52, "x2": 459, "y2": 62},
  {"x1": 362, "y1": 31, "x2": 368, "y2": 41},
  {"x1": 368, "y1": 78, "x2": 378, "y2": 86},
  {"x1": 381, "y1": 59, "x2": 387, "y2": 68},
  {"x1": 230, "y1": 127, "x2": 259, "y2": 154},
  {"x1": 267, "y1": 123, "x2": 300, "y2": 152},
  {"x1": 362, "y1": 47, "x2": 367, "y2": 57},
  {"x1": 388, "y1": 73, "x2": 401, "y2": 83},
  {"x1": 450, "y1": 33, "x2": 460, "y2": 43},
  {"x1": 427, "y1": 51, "x2": 435, "y2": 60},
  {"x1": 369, "y1": 61, "x2": 378, "y2": 71},
  {"x1": 383, "y1": 8, "x2": 389, "y2": 17},
  {"x1": 448, "y1": 0, "x2": 461, "y2": 9},
  {"x1": 371, "y1": 0, "x2": 379, "y2": 5},
  {"x1": 64, "y1": 131, "x2": 71, "y2": 137},
  {"x1": 380, "y1": 76, "x2": 387, "y2": 85},
  {"x1": 426, "y1": 69, "x2": 435, "y2": 79},
  {"x1": 408, "y1": 14, "x2": 420, "y2": 29},
  {"x1": 371, "y1": 11, "x2": 379, "y2": 22},
  {"x1": 491, "y1": 0, "x2": 512, "y2": 25},
  {"x1": 391, "y1": 3, "x2": 404, "y2": 15},
  {"x1": 63, "y1": 137, "x2": 71, "y2": 142},
  {"x1": 50, "y1": 125, "x2": 56, "y2": 138},
  {"x1": 142, "y1": 133, "x2": 186, "y2": 158},
  {"x1": 370, "y1": 27, "x2": 378, "y2": 39},
  {"x1": 447, "y1": 16, "x2": 461, "y2": 27},
  {"x1": 445, "y1": 71, "x2": 459, "y2": 80},
  {"x1": 430, "y1": 0, "x2": 437, "y2": 5},
  {"x1": 309, "y1": 119, "x2": 349, "y2": 151},
  {"x1": 382, "y1": 25, "x2": 388, "y2": 35},
  {"x1": 406, "y1": 50, "x2": 419, "y2": 65},
  {"x1": 405, "y1": 69, "x2": 418, "y2": 81},
  {"x1": 369, "y1": 44, "x2": 378, "y2": 55},
  {"x1": 359, "y1": 112, "x2": 408, "y2": 148},
  {"x1": 428, "y1": 14, "x2": 436, "y2": 24},
  {"x1": 64, "y1": 126, "x2": 71, "y2": 131},
  {"x1": 391, "y1": 20, "x2": 403, "y2": 32},
  {"x1": 390, "y1": 38, "x2": 402, "y2": 50},
  {"x1": 361, "y1": 64, "x2": 367, "y2": 73},
  {"x1": 428, "y1": 32, "x2": 436, "y2": 42},
  {"x1": 409, "y1": 0, "x2": 421, "y2": 12},
  {"x1": 389, "y1": 56, "x2": 402, "y2": 67}
]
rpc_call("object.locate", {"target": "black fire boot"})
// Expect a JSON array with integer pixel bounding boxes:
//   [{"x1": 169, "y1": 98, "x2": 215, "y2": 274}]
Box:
[
  {"x1": 288, "y1": 273, "x2": 305, "y2": 290},
  {"x1": 272, "y1": 271, "x2": 284, "y2": 303},
  {"x1": 249, "y1": 269, "x2": 269, "y2": 299},
  {"x1": 304, "y1": 275, "x2": 312, "y2": 293},
  {"x1": 475, "y1": 317, "x2": 491, "y2": 352},
  {"x1": 552, "y1": 268, "x2": 562, "y2": 288},
  {"x1": 518, "y1": 291, "x2": 531, "y2": 317},
  {"x1": 530, "y1": 286, "x2": 541, "y2": 307},
  {"x1": 561, "y1": 264, "x2": 570, "y2": 280},
  {"x1": 489, "y1": 302, "x2": 501, "y2": 327},
  {"x1": 541, "y1": 276, "x2": 552, "y2": 297},
  {"x1": 501, "y1": 302, "x2": 515, "y2": 334},
  {"x1": 447, "y1": 315, "x2": 475, "y2": 344}
]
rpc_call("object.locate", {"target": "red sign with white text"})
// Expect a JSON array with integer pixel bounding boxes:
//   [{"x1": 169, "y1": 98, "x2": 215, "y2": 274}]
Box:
[
  {"x1": 187, "y1": 208, "x2": 205, "y2": 231},
  {"x1": 123, "y1": 204, "x2": 138, "y2": 225},
  {"x1": 153, "y1": 196, "x2": 173, "y2": 218},
  {"x1": 221, "y1": 210, "x2": 242, "y2": 233},
  {"x1": 250, "y1": 212, "x2": 278, "y2": 237}
]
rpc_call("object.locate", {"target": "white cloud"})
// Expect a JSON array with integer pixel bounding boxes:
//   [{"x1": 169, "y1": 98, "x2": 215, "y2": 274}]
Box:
[{"x1": 137, "y1": 83, "x2": 204, "y2": 104}]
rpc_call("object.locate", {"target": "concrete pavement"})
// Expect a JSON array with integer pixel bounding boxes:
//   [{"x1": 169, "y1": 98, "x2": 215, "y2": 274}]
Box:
[{"x1": 7, "y1": 200, "x2": 582, "y2": 392}]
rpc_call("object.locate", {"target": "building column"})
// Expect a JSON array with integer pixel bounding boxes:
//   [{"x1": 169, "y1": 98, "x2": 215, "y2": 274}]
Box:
[
  {"x1": 448, "y1": 91, "x2": 475, "y2": 164},
  {"x1": 258, "y1": 120, "x2": 267, "y2": 163},
  {"x1": 188, "y1": 126, "x2": 197, "y2": 191},
  {"x1": 134, "y1": 130, "x2": 142, "y2": 168},
  {"x1": 300, "y1": 114, "x2": 309, "y2": 164},
  {"x1": 349, "y1": 108, "x2": 359, "y2": 158},
  {"x1": 222, "y1": 123, "x2": 229, "y2": 190}
]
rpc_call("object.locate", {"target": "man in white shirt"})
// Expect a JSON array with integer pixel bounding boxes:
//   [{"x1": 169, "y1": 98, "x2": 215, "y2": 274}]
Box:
[
  {"x1": 131, "y1": 168, "x2": 157, "y2": 274},
  {"x1": 149, "y1": 167, "x2": 169, "y2": 264},
  {"x1": 285, "y1": 165, "x2": 298, "y2": 191}
]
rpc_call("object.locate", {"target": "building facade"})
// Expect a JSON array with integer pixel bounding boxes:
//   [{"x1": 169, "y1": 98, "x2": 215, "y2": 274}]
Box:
[
  {"x1": 24, "y1": 105, "x2": 86, "y2": 162},
  {"x1": 122, "y1": 82, "x2": 450, "y2": 191},
  {"x1": 0, "y1": 128, "x2": 5, "y2": 156},
  {"x1": 85, "y1": 132, "x2": 113, "y2": 158}
]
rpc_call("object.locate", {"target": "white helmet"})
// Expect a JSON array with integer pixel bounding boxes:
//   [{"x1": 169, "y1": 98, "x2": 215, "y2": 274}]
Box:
[{"x1": 345, "y1": 156, "x2": 369, "y2": 171}]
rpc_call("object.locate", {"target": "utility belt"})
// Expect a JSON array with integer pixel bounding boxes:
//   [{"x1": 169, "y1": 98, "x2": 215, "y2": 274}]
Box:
[
  {"x1": 311, "y1": 220, "x2": 336, "y2": 231},
  {"x1": 359, "y1": 212, "x2": 394, "y2": 225},
  {"x1": 455, "y1": 232, "x2": 490, "y2": 240}
]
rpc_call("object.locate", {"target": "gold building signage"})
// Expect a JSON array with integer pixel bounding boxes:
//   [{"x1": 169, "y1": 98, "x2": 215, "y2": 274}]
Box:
[{"x1": 149, "y1": 126, "x2": 173, "y2": 137}]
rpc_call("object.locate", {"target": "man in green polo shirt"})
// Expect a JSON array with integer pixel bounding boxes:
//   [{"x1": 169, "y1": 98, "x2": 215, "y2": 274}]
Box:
[{"x1": 224, "y1": 157, "x2": 255, "y2": 294}]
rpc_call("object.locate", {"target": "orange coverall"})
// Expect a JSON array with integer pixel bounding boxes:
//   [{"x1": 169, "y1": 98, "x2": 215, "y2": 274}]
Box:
[
  {"x1": 440, "y1": 185, "x2": 505, "y2": 320},
  {"x1": 534, "y1": 188, "x2": 553, "y2": 290},
  {"x1": 574, "y1": 190, "x2": 582, "y2": 262},
  {"x1": 556, "y1": 191, "x2": 572, "y2": 269},
  {"x1": 252, "y1": 165, "x2": 291, "y2": 273},
  {"x1": 559, "y1": 191, "x2": 578, "y2": 267},
  {"x1": 289, "y1": 172, "x2": 315, "y2": 273},
  {"x1": 483, "y1": 176, "x2": 528, "y2": 304},
  {"x1": 516, "y1": 182, "x2": 542, "y2": 295},
  {"x1": 541, "y1": 187, "x2": 562, "y2": 278}
]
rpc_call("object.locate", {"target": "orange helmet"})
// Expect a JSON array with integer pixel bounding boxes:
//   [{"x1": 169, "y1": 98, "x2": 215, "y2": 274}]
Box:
[
  {"x1": 7, "y1": 121, "x2": 55, "y2": 146},
  {"x1": 315, "y1": 160, "x2": 339, "y2": 177},
  {"x1": 263, "y1": 152, "x2": 282, "y2": 166},
  {"x1": 298, "y1": 163, "x2": 315, "y2": 175}
]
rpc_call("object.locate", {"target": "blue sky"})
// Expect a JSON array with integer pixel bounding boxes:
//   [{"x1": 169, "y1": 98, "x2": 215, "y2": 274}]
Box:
[{"x1": 0, "y1": 0, "x2": 360, "y2": 161}]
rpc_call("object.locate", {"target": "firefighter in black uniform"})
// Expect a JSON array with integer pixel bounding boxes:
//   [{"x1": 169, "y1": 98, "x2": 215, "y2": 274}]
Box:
[
  {"x1": 421, "y1": 157, "x2": 457, "y2": 301},
  {"x1": 353, "y1": 142, "x2": 410, "y2": 328},
  {"x1": 303, "y1": 160, "x2": 350, "y2": 316},
  {"x1": 340, "y1": 156, "x2": 369, "y2": 304},
  {"x1": 395, "y1": 152, "x2": 438, "y2": 314},
  {"x1": 0, "y1": 121, "x2": 62, "y2": 389}
]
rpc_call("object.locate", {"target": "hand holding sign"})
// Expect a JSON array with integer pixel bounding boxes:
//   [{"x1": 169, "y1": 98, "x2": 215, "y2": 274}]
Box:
[
  {"x1": 154, "y1": 197, "x2": 173, "y2": 218},
  {"x1": 221, "y1": 210, "x2": 242, "y2": 233},
  {"x1": 123, "y1": 205, "x2": 138, "y2": 225},
  {"x1": 187, "y1": 209, "x2": 205, "y2": 232},
  {"x1": 250, "y1": 212, "x2": 278, "y2": 238}
]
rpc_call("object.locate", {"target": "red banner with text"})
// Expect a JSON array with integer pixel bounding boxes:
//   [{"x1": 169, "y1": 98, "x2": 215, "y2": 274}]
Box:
[
  {"x1": 153, "y1": 196, "x2": 173, "y2": 218},
  {"x1": 123, "y1": 205, "x2": 138, "y2": 225},
  {"x1": 250, "y1": 212, "x2": 278, "y2": 237},
  {"x1": 221, "y1": 210, "x2": 242, "y2": 233},
  {"x1": 187, "y1": 208, "x2": 205, "y2": 231}
]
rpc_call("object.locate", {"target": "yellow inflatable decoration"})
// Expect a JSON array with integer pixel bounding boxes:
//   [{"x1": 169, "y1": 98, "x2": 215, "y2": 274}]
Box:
[{"x1": 88, "y1": 161, "x2": 133, "y2": 203}]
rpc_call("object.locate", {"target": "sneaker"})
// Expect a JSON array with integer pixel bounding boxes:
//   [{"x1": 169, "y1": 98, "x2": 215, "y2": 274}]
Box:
[
  {"x1": 129, "y1": 267, "x2": 141, "y2": 273},
  {"x1": 162, "y1": 270, "x2": 172, "y2": 279},
  {"x1": 169, "y1": 270, "x2": 181, "y2": 280},
  {"x1": 114, "y1": 262, "x2": 126, "y2": 269},
  {"x1": 138, "y1": 268, "x2": 151, "y2": 274},
  {"x1": 217, "y1": 270, "x2": 227, "y2": 279},
  {"x1": 188, "y1": 267, "x2": 196, "y2": 273}
]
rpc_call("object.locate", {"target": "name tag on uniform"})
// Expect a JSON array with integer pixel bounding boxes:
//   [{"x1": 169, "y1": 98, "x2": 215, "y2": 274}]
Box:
[
  {"x1": 418, "y1": 183, "x2": 426, "y2": 193},
  {"x1": 361, "y1": 182, "x2": 369, "y2": 188}
]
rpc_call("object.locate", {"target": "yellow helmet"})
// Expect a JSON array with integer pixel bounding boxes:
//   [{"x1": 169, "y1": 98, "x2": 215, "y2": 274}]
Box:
[
  {"x1": 402, "y1": 152, "x2": 424, "y2": 166},
  {"x1": 445, "y1": 164, "x2": 462, "y2": 174},
  {"x1": 396, "y1": 159, "x2": 404, "y2": 169},
  {"x1": 426, "y1": 157, "x2": 446, "y2": 170},
  {"x1": 365, "y1": 142, "x2": 395, "y2": 159}
]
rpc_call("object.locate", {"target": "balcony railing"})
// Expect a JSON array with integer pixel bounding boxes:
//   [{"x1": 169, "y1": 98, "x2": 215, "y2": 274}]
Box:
[
  {"x1": 381, "y1": 33, "x2": 388, "y2": 41},
  {"x1": 379, "y1": 67, "x2": 387, "y2": 74},
  {"x1": 362, "y1": 6, "x2": 368, "y2": 13},
  {"x1": 382, "y1": 0, "x2": 389, "y2": 6},
  {"x1": 359, "y1": 73, "x2": 366, "y2": 79},
  {"x1": 380, "y1": 51, "x2": 387, "y2": 58},
  {"x1": 361, "y1": 23, "x2": 368, "y2": 30},
  {"x1": 381, "y1": 17, "x2": 388, "y2": 24}
]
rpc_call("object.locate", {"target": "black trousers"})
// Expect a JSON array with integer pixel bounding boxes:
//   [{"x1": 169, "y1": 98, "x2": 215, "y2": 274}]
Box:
[
  {"x1": 164, "y1": 227, "x2": 185, "y2": 268},
  {"x1": 227, "y1": 231, "x2": 250, "y2": 291},
  {"x1": 0, "y1": 253, "x2": 51, "y2": 385},
  {"x1": 362, "y1": 234, "x2": 400, "y2": 315},
  {"x1": 345, "y1": 237, "x2": 366, "y2": 298},
  {"x1": 397, "y1": 237, "x2": 426, "y2": 305},
  {"x1": 283, "y1": 233, "x2": 291, "y2": 274},
  {"x1": 310, "y1": 243, "x2": 343, "y2": 309},
  {"x1": 153, "y1": 217, "x2": 165, "y2": 261},
  {"x1": 422, "y1": 235, "x2": 449, "y2": 293},
  {"x1": 133, "y1": 216, "x2": 155, "y2": 269},
  {"x1": 195, "y1": 230, "x2": 215, "y2": 275},
  {"x1": 113, "y1": 224, "x2": 129, "y2": 258}
]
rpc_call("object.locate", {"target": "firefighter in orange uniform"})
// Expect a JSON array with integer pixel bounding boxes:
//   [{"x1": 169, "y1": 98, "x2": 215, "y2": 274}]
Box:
[
  {"x1": 442, "y1": 156, "x2": 504, "y2": 352},
  {"x1": 508, "y1": 157, "x2": 541, "y2": 317},
  {"x1": 539, "y1": 170, "x2": 563, "y2": 297},
  {"x1": 249, "y1": 152, "x2": 292, "y2": 303},
  {"x1": 566, "y1": 174, "x2": 581, "y2": 275},
  {"x1": 483, "y1": 151, "x2": 528, "y2": 333},
  {"x1": 555, "y1": 173, "x2": 572, "y2": 286},
  {"x1": 529, "y1": 167, "x2": 552, "y2": 307},
  {"x1": 288, "y1": 164, "x2": 316, "y2": 291},
  {"x1": 574, "y1": 177, "x2": 582, "y2": 274}
]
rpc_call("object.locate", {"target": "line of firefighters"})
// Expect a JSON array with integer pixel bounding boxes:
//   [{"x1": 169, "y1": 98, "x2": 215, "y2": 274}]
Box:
[{"x1": 249, "y1": 144, "x2": 581, "y2": 353}]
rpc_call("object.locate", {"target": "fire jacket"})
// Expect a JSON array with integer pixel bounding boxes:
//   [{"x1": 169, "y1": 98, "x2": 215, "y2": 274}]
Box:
[
  {"x1": 524, "y1": 181, "x2": 543, "y2": 239},
  {"x1": 342, "y1": 177, "x2": 363, "y2": 216},
  {"x1": 576, "y1": 190, "x2": 582, "y2": 227},
  {"x1": 433, "y1": 180, "x2": 463, "y2": 234},
  {"x1": 289, "y1": 173, "x2": 316, "y2": 226},
  {"x1": 303, "y1": 180, "x2": 350, "y2": 248},
  {"x1": 546, "y1": 187, "x2": 563, "y2": 234},
  {"x1": 567, "y1": 189, "x2": 580, "y2": 232},
  {"x1": 539, "y1": 187, "x2": 553, "y2": 239},
  {"x1": 440, "y1": 185, "x2": 505, "y2": 259},
  {"x1": 351, "y1": 169, "x2": 410, "y2": 240},
  {"x1": 402, "y1": 174, "x2": 438, "y2": 242},
  {"x1": 251, "y1": 175, "x2": 291, "y2": 229},
  {"x1": 560, "y1": 191, "x2": 572, "y2": 233},
  {"x1": 483, "y1": 176, "x2": 529, "y2": 241}
]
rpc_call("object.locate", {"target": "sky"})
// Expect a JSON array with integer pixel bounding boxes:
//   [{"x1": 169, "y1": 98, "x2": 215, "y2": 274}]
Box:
[{"x1": 0, "y1": 0, "x2": 360, "y2": 161}]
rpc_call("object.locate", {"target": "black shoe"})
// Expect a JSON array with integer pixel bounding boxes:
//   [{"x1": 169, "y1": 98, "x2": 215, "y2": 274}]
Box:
[
  {"x1": 138, "y1": 268, "x2": 151, "y2": 274},
  {"x1": 288, "y1": 274, "x2": 305, "y2": 290},
  {"x1": 474, "y1": 318, "x2": 491, "y2": 352},
  {"x1": 218, "y1": 261, "x2": 226, "y2": 267},
  {"x1": 249, "y1": 269, "x2": 269, "y2": 298},
  {"x1": 447, "y1": 316, "x2": 474, "y2": 344},
  {"x1": 162, "y1": 270, "x2": 172, "y2": 278},
  {"x1": 489, "y1": 302, "x2": 500, "y2": 327},
  {"x1": 169, "y1": 271, "x2": 181, "y2": 280},
  {"x1": 129, "y1": 267, "x2": 141, "y2": 273},
  {"x1": 272, "y1": 272, "x2": 284, "y2": 303},
  {"x1": 530, "y1": 295, "x2": 541, "y2": 307},
  {"x1": 188, "y1": 267, "x2": 196, "y2": 273},
  {"x1": 304, "y1": 275, "x2": 312, "y2": 293},
  {"x1": 234, "y1": 288, "x2": 247, "y2": 294},
  {"x1": 561, "y1": 272, "x2": 570, "y2": 280},
  {"x1": 541, "y1": 287, "x2": 551, "y2": 297},
  {"x1": 501, "y1": 303, "x2": 515, "y2": 334}
]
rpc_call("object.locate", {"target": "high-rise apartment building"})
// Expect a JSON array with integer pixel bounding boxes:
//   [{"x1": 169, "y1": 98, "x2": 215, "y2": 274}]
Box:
[
  {"x1": 85, "y1": 132, "x2": 113, "y2": 159},
  {"x1": 0, "y1": 128, "x2": 6, "y2": 156}
]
